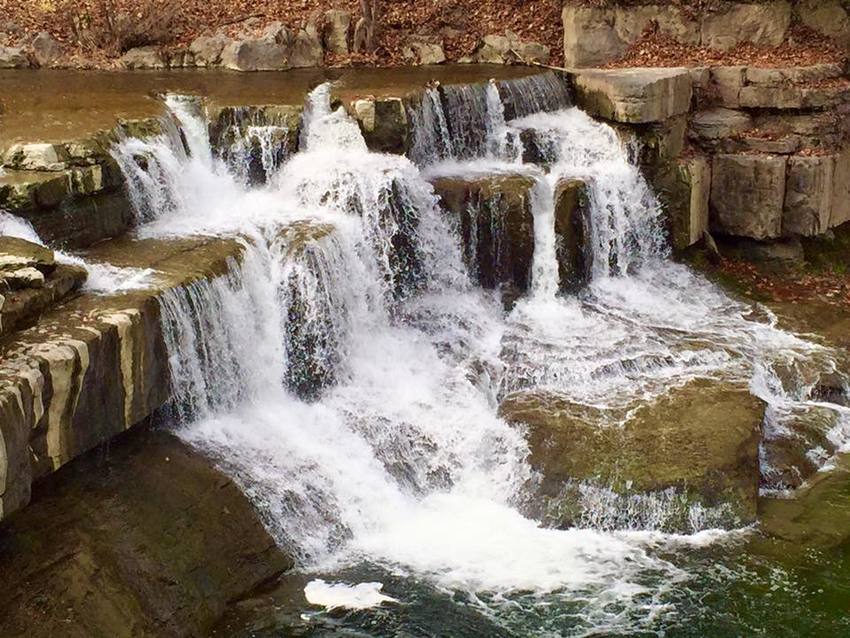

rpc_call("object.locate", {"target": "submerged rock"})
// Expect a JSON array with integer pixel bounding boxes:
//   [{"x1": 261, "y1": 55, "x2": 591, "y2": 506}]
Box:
[
  {"x1": 500, "y1": 379, "x2": 765, "y2": 529},
  {"x1": 0, "y1": 428, "x2": 293, "y2": 638}
]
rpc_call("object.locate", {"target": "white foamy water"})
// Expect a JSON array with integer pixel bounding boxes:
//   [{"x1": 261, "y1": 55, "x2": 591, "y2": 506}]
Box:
[
  {"x1": 101, "y1": 80, "x2": 849, "y2": 634},
  {"x1": 304, "y1": 579, "x2": 398, "y2": 610}
]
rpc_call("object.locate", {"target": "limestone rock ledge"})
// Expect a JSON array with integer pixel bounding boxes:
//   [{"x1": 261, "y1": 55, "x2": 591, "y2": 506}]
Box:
[
  {"x1": 0, "y1": 236, "x2": 244, "y2": 520},
  {"x1": 0, "y1": 117, "x2": 168, "y2": 249}
]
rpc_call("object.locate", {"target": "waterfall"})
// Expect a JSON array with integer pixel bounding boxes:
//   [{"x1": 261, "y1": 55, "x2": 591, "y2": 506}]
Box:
[
  {"x1": 99, "y1": 77, "x2": 850, "y2": 633},
  {"x1": 408, "y1": 72, "x2": 571, "y2": 167}
]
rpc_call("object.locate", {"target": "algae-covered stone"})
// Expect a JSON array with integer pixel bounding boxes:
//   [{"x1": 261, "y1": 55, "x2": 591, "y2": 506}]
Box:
[
  {"x1": 761, "y1": 405, "x2": 841, "y2": 492},
  {"x1": 500, "y1": 379, "x2": 765, "y2": 526}
]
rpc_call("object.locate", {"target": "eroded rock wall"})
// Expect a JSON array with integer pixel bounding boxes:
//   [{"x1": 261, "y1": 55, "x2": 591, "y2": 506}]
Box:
[{"x1": 562, "y1": 1, "x2": 847, "y2": 68}]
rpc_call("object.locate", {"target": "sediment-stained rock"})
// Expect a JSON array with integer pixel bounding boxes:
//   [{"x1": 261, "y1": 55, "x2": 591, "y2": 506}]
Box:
[
  {"x1": 0, "y1": 236, "x2": 244, "y2": 521},
  {"x1": 431, "y1": 173, "x2": 537, "y2": 301}
]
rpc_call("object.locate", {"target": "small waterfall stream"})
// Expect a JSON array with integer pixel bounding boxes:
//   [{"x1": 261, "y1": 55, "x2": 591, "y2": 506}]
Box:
[{"x1": 99, "y1": 72, "x2": 850, "y2": 635}]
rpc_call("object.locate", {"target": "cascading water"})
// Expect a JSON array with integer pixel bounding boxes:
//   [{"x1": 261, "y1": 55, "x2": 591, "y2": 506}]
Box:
[{"x1": 104, "y1": 76, "x2": 850, "y2": 635}]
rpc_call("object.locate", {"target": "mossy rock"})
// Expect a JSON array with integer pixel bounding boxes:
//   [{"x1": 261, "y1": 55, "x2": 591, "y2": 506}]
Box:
[{"x1": 500, "y1": 379, "x2": 765, "y2": 527}]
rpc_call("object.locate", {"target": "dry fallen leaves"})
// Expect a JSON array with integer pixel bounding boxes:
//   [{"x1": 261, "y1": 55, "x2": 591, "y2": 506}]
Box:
[{"x1": 0, "y1": 0, "x2": 565, "y2": 67}]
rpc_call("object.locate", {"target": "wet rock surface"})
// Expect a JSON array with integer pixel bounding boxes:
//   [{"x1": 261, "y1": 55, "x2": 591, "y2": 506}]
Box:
[
  {"x1": 0, "y1": 427, "x2": 293, "y2": 638},
  {"x1": 0, "y1": 235, "x2": 244, "y2": 520},
  {"x1": 431, "y1": 173, "x2": 537, "y2": 302}
]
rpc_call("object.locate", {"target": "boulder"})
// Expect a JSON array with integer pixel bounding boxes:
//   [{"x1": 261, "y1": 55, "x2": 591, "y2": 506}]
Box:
[
  {"x1": 709, "y1": 65, "x2": 746, "y2": 107},
  {"x1": 830, "y1": 147, "x2": 850, "y2": 228},
  {"x1": 710, "y1": 154, "x2": 786, "y2": 240},
  {"x1": 562, "y1": 6, "x2": 626, "y2": 68},
  {"x1": 323, "y1": 9, "x2": 351, "y2": 55},
  {"x1": 207, "y1": 104, "x2": 302, "y2": 183},
  {"x1": 0, "y1": 46, "x2": 29, "y2": 69},
  {"x1": 0, "y1": 236, "x2": 55, "y2": 273},
  {"x1": 700, "y1": 1, "x2": 792, "y2": 51},
  {"x1": 0, "y1": 171, "x2": 71, "y2": 212},
  {"x1": 289, "y1": 28, "x2": 324, "y2": 68},
  {"x1": 573, "y1": 67, "x2": 692, "y2": 124},
  {"x1": 402, "y1": 35, "x2": 446, "y2": 65},
  {"x1": 500, "y1": 380, "x2": 765, "y2": 528},
  {"x1": 784, "y1": 155, "x2": 835, "y2": 237},
  {"x1": 220, "y1": 22, "x2": 292, "y2": 71},
  {"x1": 753, "y1": 112, "x2": 844, "y2": 151},
  {"x1": 689, "y1": 108, "x2": 753, "y2": 147},
  {"x1": 553, "y1": 178, "x2": 590, "y2": 290},
  {"x1": 1, "y1": 267, "x2": 45, "y2": 290},
  {"x1": 738, "y1": 83, "x2": 849, "y2": 110},
  {"x1": 0, "y1": 429, "x2": 293, "y2": 638},
  {"x1": 671, "y1": 155, "x2": 711, "y2": 249},
  {"x1": 30, "y1": 31, "x2": 62, "y2": 67},
  {"x1": 431, "y1": 173, "x2": 537, "y2": 301},
  {"x1": 120, "y1": 45, "x2": 166, "y2": 69},
  {"x1": 745, "y1": 64, "x2": 844, "y2": 87},
  {"x1": 473, "y1": 34, "x2": 511, "y2": 64},
  {"x1": 514, "y1": 40, "x2": 550, "y2": 65},
  {"x1": 0, "y1": 262, "x2": 87, "y2": 334},
  {"x1": 189, "y1": 32, "x2": 229, "y2": 66}
]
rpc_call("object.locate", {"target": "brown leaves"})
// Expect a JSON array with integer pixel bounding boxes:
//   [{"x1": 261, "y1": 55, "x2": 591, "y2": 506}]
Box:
[
  {"x1": 606, "y1": 25, "x2": 847, "y2": 70},
  {"x1": 717, "y1": 258, "x2": 850, "y2": 310},
  {"x1": 0, "y1": 0, "x2": 564, "y2": 67}
]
